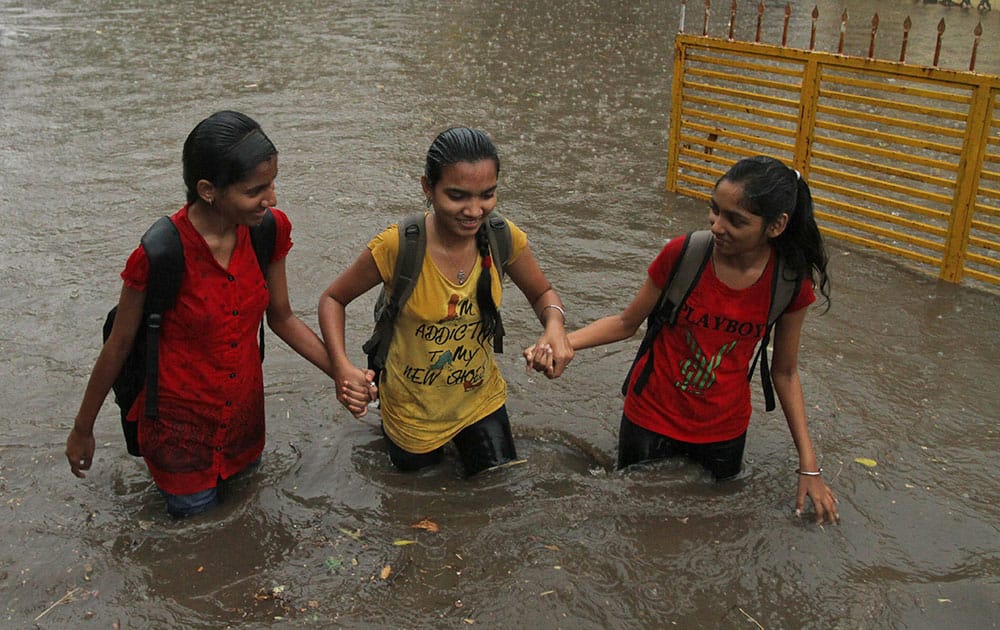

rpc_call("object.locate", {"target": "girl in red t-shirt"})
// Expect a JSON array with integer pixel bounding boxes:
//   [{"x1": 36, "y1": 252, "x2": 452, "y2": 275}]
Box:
[{"x1": 526, "y1": 156, "x2": 838, "y2": 524}]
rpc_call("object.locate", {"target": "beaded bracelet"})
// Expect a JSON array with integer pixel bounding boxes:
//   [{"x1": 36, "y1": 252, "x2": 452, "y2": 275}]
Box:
[
  {"x1": 796, "y1": 468, "x2": 823, "y2": 476},
  {"x1": 541, "y1": 304, "x2": 566, "y2": 323}
]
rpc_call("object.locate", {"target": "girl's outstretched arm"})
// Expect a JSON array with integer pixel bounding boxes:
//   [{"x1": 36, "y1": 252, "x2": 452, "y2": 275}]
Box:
[
  {"x1": 771, "y1": 306, "x2": 839, "y2": 524},
  {"x1": 506, "y1": 245, "x2": 573, "y2": 378},
  {"x1": 524, "y1": 275, "x2": 661, "y2": 372},
  {"x1": 318, "y1": 249, "x2": 383, "y2": 417},
  {"x1": 265, "y1": 257, "x2": 335, "y2": 377},
  {"x1": 568, "y1": 275, "x2": 661, "y2": 350}
]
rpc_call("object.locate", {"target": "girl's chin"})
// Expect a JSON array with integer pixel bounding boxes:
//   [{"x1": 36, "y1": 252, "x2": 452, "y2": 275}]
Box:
[{"x1": 246, "y1": 211, "x2": 268, "y2": 225}]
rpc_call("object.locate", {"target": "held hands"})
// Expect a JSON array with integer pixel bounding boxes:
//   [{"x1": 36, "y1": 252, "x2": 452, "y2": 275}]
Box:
[
  {"x1": 522, "y1": 336, "x2": 574, "y2": 379},
  {"x1": 796, "y1": 474, "x2": 840, "y2": 524},
  {"x1": 337, "y1": 367, "x2": 378, "y2": 418}
]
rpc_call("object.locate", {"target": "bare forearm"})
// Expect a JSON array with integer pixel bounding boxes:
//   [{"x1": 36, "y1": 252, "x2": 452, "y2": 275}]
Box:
[
  {"x1": 269, "y1": 314, "x2": 335, "y2": 377},
  {"x1": 317, "y1": 295, "x2": 357, "y2": 377},
  {"x1": 73, "y1": 346, "x2": 129, "y2": 434},
  {"x1": 568, "y1": 315, "x2": 641, "y2": 351},
  {"x1": 67, "y1": 347, "x2": 126, "y2": 478},
  {"x1": 773, "y1": 369, "x2": 819, "y2": 470}
]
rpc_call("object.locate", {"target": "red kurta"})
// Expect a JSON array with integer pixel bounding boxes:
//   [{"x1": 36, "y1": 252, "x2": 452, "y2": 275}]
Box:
[
  {"x1": 622, "y1": 235, "x2": 815, "y2": 443},
  {"x1": 121, "y1": 205, "x2": 292, "y2": 495}
]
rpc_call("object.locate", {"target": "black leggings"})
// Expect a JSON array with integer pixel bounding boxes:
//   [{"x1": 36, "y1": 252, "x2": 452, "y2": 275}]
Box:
[
  {"x1": 617, "y1": 414, "x2": 746, "y2": 480},
  {"x1": 383, "y1": 405, "x2": 517, "y2": 477}
]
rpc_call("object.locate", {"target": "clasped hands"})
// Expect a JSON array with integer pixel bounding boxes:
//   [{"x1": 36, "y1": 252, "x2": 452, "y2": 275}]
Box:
[
  {"x1": 337, "y1": 367, "x2": 378, "y2": 418},
  {"x1": 522, "y1": 335, "x2": 574, "y2": 379}
]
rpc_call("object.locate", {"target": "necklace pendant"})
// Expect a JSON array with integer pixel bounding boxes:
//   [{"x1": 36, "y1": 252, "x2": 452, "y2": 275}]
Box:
[{"x1": 457, "y1": 269, "x2": 466, "y2": 284}]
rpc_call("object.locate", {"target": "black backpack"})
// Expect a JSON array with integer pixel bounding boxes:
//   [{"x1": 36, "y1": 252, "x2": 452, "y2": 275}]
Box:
[
  {"x1": 362, "y1": 212, "x2": 514, "y2": 380},
  {"x1": 104, "y1": 211, "x2": 276, "y2": 456},
  {"x1": 622, "y1": 230, "x2": 799, "y2": 411}
]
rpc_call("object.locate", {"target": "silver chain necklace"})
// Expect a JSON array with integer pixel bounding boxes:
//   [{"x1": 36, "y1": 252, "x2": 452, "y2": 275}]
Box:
[{"x1": 443, "y1": 244, "x2": 474, "y2": 284}]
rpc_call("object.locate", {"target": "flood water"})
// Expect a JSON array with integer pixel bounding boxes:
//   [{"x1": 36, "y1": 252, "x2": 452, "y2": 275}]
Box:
[{"x1": 2, "y1": 0, "x2": 998, "y2": 628}]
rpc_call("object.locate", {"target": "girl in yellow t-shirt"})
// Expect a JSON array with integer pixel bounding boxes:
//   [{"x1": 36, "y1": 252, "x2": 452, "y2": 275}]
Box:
[{"x1": 319, "y1": 127, "x2": 573, "y2": 475}]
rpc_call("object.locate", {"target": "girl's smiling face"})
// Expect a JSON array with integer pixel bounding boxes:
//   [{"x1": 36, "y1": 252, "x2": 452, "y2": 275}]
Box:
[
  {"x1": 423, "y1": 159, "x2": 498, "y2": 239},
  {"x1": 708, "y1": 179, "x2": 769, "y2": 255},
  {"x1": 213, "y1": 155, "x2": 278, "y2": 227}
]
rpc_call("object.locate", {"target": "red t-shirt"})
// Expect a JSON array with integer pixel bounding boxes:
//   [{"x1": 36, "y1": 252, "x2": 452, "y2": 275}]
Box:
[
  {"x1": 121, "y1": 205, "x2": 292, "y2": 495},
  {"x1": 622, "y1": 235, "x2": 815, "y2": 443}
]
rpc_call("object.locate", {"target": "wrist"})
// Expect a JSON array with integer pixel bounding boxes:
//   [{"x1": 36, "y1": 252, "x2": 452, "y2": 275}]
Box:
[
  {"x1": 540, "y1": 303, "x2": 565, "y2": 327},
  {"x1": 333, "y1": 360, "x2": 359, "y2": 379},
  {"x1": 71, "y1": 420, "x2": 95, "y2": 437}
]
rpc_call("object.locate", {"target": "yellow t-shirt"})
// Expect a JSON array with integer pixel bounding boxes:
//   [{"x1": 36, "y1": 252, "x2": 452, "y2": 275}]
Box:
[{"x1": 368, "y1": 214, "x2": 528, "y2": 453}]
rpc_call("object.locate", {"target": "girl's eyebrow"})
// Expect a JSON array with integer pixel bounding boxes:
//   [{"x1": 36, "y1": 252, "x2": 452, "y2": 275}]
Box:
[
  {"x1": 247, "y1": 180, "x2": 272, "y2": 193},
  {"x1": 444, "y1": 185, "x2": 497, "y2": 195},
  {"x1": 711, "y1": 198, "x2": 747, "y2": 216}
]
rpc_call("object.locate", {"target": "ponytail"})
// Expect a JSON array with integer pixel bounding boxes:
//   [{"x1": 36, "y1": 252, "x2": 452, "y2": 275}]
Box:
[{"x1": 774, "y1": 175, "x2": 830, "y2": 310}]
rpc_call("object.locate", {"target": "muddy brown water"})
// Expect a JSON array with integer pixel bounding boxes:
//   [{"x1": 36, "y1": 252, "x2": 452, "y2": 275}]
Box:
[{"x1": 2, "y1": 1, "x2": 998, "y2": 628}]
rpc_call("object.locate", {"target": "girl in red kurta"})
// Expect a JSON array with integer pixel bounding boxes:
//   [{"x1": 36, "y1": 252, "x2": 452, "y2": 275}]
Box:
[
  {"x1": 526, "y1": 156, "x2": 839, "y2": 524},
  {"x1": 66, "y1": 111, "x2": 333, "y2": 517}
]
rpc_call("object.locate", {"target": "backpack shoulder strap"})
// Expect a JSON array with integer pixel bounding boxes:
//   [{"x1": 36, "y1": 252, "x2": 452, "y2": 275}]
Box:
[
  {"x1": 751, "y1": 252, "x2": 802, "y2": 412},
  {"x1": 141, "y1": 216, "x2": 184, "y2": 313},
  {"x1": 362, "y1": 213, "x2": 427, "y2": 373},
  {"x1": 622, "y1": 230, "x2": 713, "y2": 396},
  {"x1": 484, "y1": 212, "x2": 514, "y2": 282},
  {"x1": 390, "y1": 213, "x2": 427, "y2": 315},
  {"x1": 248, "y1": 209, "x2": 277, "y2": 361},
  {"x1": 767, "y1": 254, "x2": 797, "y2": 328},
  {"x1": 661, "y1": 230, "x2": 713, "y2": 326},
  {"x1": 249, "y1": 208, "x2": 277, "y2": 276},
  {"x1": 483, "y1": 212, "x2": 514, "y2": 353},
  {"x1": 138, "y1": 216, "x2": 184, "y2": 419}
]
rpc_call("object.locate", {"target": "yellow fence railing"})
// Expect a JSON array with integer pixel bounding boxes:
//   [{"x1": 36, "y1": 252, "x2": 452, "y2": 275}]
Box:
[{"x1": 666, "y1": 33, "x2": 1000, "y2": 287}]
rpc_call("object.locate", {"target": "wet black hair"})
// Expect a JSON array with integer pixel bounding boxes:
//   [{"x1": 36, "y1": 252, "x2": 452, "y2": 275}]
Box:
[
  {"x1": 425, "y1": 127, "x2": 503, "y2": 346},
  {"x1": 182, "y1": 110, "x2": 277, "y2": 204},
  {"x1": 718, "y1": 155, "x2": 831, "y2": 308},
  {"x1": 424, "y1": 127, "x2": 500, "y2": 189}
]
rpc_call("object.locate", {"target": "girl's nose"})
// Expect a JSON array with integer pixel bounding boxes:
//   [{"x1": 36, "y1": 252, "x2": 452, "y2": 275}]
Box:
[{"x1": 709, "y1": 216, "x2": 726, "y2": 236}]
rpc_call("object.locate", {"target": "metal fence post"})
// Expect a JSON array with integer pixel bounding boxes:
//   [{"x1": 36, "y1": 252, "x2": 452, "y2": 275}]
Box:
[{"x1": 941, "y1": 85, "x2": 994, "y2": 282}]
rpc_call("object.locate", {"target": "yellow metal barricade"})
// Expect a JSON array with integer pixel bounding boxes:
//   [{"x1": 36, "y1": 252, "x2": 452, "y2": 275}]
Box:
[{"x1": 667, "y1": 32, "x2": 1000, "y2": 287}]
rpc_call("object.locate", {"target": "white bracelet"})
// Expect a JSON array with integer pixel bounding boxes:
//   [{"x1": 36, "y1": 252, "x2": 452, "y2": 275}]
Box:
[
  {"x1": 796, "y1": 468, "x2": 823, "y2": 476},
  {"x1": 540, "y1": 304, "x2": 565, "y2": 323}
]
